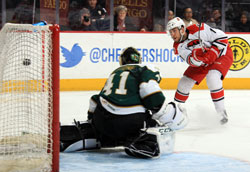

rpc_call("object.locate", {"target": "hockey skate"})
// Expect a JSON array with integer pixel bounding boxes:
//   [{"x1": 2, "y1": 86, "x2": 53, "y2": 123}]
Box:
[{"x1": 219, "y1": 110, "x2": 228, "y2": 125}]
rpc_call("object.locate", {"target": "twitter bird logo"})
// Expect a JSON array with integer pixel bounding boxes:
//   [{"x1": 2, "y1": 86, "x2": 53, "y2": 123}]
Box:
[{"x1": 60, "y1": 43, "x2": 86, "y2": 68}]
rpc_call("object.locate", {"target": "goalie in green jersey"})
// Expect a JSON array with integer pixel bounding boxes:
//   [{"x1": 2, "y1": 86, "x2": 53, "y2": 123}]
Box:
[{"x1": 60, "y1": 47, "x2": 188, "y2": 158}]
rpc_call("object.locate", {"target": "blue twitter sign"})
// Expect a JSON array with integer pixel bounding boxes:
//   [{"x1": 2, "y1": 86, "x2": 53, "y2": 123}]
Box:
[{"x1": 60, "y1": 43, "x2": 86, "y2": 68}]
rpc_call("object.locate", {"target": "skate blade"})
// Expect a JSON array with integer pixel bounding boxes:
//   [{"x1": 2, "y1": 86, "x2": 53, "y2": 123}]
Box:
[{"x1": 220, "y1": 117, "x2": 228, "y2": 125}]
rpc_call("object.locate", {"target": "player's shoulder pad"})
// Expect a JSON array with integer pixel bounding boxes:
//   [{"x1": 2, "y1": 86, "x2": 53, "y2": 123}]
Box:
[
  {"x1": 139, "y1": 64, "x2": 162, "y2": 83},
  {"x1": 140, "y1": 64, "x2": 160, "y2": 73},
  {"x1": 173, "y1": 42, "x2": 180, "y2": 55},
  {"x1": 187, "y1": 23, "x2": 204, "y2": 35}
]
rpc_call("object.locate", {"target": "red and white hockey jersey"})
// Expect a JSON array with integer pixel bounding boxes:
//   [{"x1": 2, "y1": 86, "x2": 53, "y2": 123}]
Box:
[{"x1": 173, "y1": 23, "x2": 229, "y2": 66}]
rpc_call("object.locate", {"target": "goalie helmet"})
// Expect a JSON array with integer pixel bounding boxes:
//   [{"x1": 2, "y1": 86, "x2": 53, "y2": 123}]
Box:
[
  {"x1": 166, "y1": 17, "x2": 186, "y2": 32},
  {"x1": 119, "y1": 47, "x2": 141, "y2": 66}
]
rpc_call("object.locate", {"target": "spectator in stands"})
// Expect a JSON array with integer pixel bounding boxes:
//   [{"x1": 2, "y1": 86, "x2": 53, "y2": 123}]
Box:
[
  {"x1": 168, "y1": 10, "x2": 175, "y2": 21},
  {"x1": 182, "y1": 7, "x2": 198, "y2": 27},
  {"x1": 206, "y1": 9, "x2": 222, "y2": 29},
  {"x1": 234, "y1": 12, "x2": 250, "y2": 32},
  {"x1": 153, "y1": 24, "x2": 164, "y2": 32},
  {"x1": 152, "y1": 7, "x2": 174, "y2": 32},
  {"x1": 12, "y1": 0, "x2": 33, "y2": 24},
  {"x1": 85, "y1": 0, "x2": 107, "y2": 22},
  {"x1": 153, "y1": 10, "x2": 175, "y2": 32},
  {"x1": 79, "y1": 8, "x2": 109, "y2": 31},
  {"x1": 114, "y1": 5, "x2": 137, "y2": 31},
  {"x1": 68, "y1": 1, "x2": 82, "y2": 30}
]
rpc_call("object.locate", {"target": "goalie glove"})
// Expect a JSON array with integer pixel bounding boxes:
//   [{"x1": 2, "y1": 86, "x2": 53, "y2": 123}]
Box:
[{"x1": 152, "y1": 101, "x2": 188, "y2": 130}]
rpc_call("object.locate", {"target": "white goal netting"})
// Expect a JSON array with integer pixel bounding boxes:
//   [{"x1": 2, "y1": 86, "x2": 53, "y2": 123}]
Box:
[{"x1": 0, "y1": 23, "x2": 56, "y2": 172}]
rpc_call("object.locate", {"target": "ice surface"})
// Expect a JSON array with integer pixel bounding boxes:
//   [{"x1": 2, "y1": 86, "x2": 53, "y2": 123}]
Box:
[
  {"x1": 60, "y1": 90, "x2": 250, "y2": 171},
  {"x1": 60, "y1": 151, "x2": 250, "y2": 172}
]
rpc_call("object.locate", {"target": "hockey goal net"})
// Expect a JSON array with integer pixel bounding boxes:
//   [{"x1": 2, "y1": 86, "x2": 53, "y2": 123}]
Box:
[{"x1": 0, "y1": 23, "x2": 60, "y2": 172}]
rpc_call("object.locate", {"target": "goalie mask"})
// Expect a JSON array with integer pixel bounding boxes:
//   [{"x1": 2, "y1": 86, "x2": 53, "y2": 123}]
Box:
[{"x1": 119, "y1": 47, "x2": 141, "y2": 66}]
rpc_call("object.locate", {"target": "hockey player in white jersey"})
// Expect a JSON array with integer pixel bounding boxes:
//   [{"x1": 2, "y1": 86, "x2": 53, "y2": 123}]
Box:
[
  {"x1": 167, "y1": 17, "x2": 233, "y2": 124},
  {"x1": 60, "y1": 47, "x2": 188, "y2": 158}
]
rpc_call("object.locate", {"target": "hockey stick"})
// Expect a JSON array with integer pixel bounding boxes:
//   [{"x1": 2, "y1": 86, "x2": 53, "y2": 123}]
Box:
[{"x1": 197, "y1": 11, "x2": 205, "y2": 52}]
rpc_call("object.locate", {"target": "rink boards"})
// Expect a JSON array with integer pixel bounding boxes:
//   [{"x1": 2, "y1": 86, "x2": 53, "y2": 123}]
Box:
[{"x1": 59, "y1": 32, "x2": 250, "y2": 91}]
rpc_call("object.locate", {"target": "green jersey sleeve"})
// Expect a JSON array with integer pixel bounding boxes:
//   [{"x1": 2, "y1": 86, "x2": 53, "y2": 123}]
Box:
[{"x1": 137, "y1": 64, "x2": 165, "y2": 110}]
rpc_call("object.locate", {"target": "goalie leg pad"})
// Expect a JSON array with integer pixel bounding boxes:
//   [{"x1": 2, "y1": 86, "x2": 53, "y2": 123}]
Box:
[
  {"x1": 60, "y1": 125, "x2": 81, "y2": 152},
  {"x1": 124, "y1": 132, "x2": 160, "y2": 159},
  {"x1": 124, "y1": 126, "x2": 175, "y2": 158},
  {"x1": 152, "y1": 101, "x2": 188, "y2": 130},
  {"x1": 146, "y1": 126, "x2": 175, "y2": 155},
  {"x1": 60, "y1": 121, "x2": 101, "y2": 152},
  {"x1": 168, "y1": 103, "x2": 189, "y2": 130}
]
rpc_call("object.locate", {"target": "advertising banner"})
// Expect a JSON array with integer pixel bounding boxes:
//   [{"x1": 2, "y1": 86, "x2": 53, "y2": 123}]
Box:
[
  {"x1": 40, "y1": 0, "x2": 69, "y2": 25},
  {"x1": 106, "y1": 0, "x2": 153, "y2": 31},
  {"x1": 60, "y1": 32, "x2": 250, "y2": 90}
]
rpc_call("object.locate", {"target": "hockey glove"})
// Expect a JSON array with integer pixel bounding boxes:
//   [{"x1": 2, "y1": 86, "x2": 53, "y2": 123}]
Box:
[
  {"x1": 188, "y1": 48, "x2": 206, "y2": 67},
  {"x1": 191, "y1": 47, "x2": 219, "y2": 65},
  {"x1": 202, "y1": 46, "x2": 220, "y2": 64}
]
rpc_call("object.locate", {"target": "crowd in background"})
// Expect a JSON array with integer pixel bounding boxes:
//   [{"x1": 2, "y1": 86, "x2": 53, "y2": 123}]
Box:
[{"x1": 1, "y1": 0, "x2": 250, "y2": 32}]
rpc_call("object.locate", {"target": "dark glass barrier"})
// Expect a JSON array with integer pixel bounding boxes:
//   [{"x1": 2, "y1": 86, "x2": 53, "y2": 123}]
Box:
[{"x1": 0, "y1": 0, "x2": 249, "y2": 32}]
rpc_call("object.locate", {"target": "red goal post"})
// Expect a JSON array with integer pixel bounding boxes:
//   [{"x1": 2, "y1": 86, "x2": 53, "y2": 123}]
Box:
[
  {"x1": 0, "y1": 23, "x2": 60, "y2": 172},
  {"x1": 51, "y1": 24, "x2": 60, "y2": 172}
]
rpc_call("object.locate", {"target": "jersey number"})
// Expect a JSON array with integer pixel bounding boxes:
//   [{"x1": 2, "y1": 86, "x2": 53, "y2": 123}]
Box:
[{"x1": 103, "y1": 71, "x2": 129, "y2": 96}]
